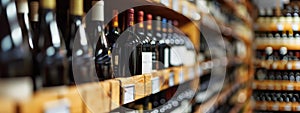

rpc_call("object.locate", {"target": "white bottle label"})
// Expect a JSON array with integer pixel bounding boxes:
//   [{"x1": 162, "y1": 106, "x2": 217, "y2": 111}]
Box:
[
  {"x1": 114, "y1": 55, "x2": 119, "y2": 65},
  {"x1": 91, "y1": 1, "x2": 104, "y2": 21},
  {"x1": 44, "y1": 99, "x2": 70, "y2": 113},
  {"x1": 123, "y1": 84, "x2": 135, "y2": 104},
  {"x1": 164, "y1": 48, "x2": 169, "y2": 68},
  {"x1": 142, "y1": 52, "x2": 153, "y2": 74},
  {"x1": 151, "y1": 77, "x2": 160, "y2": 94},
  {"x1": 170, "y1": 47, "x2": 181, "y2": 66}
]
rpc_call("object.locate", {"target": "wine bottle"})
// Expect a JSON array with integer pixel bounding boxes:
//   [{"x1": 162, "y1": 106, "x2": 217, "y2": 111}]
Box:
[
  {"x1": 108, "y1": 9, "x2": 121, "y2": 77},
  {"x1": 0, "y1": 0, "x2": 33, "y2": 100},
  {"x1": 154, "y1": 16, "x2": 162, "y2": 70},
  {"x1": 279, "y1": 47, "x2": 289, "y2": 60},
  {"x1": 136, "y1": 11, "x2": 152, "y2": 75},
  {"x1": 147, "y1": 14, "x2": 159, "y2": 71},
  {"x1": 16, "y1": 0, "x2": 34, "y2": 51},
  {"x1": 93, "y1": 0, "x2": 112, "y2": 80},
  {"x1": 29, "y1": 1, "x2": 39, "y2": 55},
  {"x1": 37, "y1": 0, "x2": 69, "y2": 87},
  {"x1": 158, "y1": 18, "x2": 170, "y2": 69},
  {"x1": 65, "y1": 0, "x2": 86, "y2": 84}
]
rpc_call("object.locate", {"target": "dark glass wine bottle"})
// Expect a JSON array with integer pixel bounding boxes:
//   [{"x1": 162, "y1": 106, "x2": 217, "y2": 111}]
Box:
[
  {"x1": 37, "y1": 0, "x2": 69, "y2": 87},
  {"x1": 107, "y1": 9, "x2": 121, "y2": 77},
  {"x1": 16, "y1": 0, "x2": 34, "y2": 51},
  {"x1": 154, "y1": 16, "x2": 162, "y2": 70},
  {"x1": 66, "y1": 0, "x2": 92, "y2": 84},
  {"x1": 119, "y1": 8, "x2": 140, "y2": 77},
  {"x1": 93, "y1": 0, "x2": 112, "y2": 80},
  {"x1": 29, "y1": 1, "x2": 39, "y2": 55},
  {"x1": 158, "y1": 18, "x2": 170, "y2": 69},
  {"x1": 147, "y1": 14, "x2": 159, "y2": 71},
  {"x1": 0, "y1": 0, "x2": 33, "y2": 99},
  {"x1": 135, "y1": 11, "x2": 152, "y2": 75}
]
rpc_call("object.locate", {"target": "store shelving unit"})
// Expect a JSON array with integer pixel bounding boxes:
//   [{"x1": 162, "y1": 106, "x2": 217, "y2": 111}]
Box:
[{"x1": 0, "y1": 0, "x2": 255, "y2": 113}]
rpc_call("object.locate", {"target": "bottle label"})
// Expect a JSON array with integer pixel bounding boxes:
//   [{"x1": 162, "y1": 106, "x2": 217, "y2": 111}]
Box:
[
  {"x1": 142, "y1": 52, "x2": 153, "y2": 74},
  {"x1": 152, "y1": 77, "x2": 160, "y2": 94},
  {"x1": 114, "y1": 55, "x2": 118, "y2": 65},
  {"x1": 272, "y1": 63, "x2": 278, "y2": 70},
  {"x1": 169, "y1": 72, "x2": 174, "y2": 87},
  {"x1": 123, "y1": 84, "x2": 135, "y2": 104},
  {"x1": 91, "y1": 1, "x2": 104, "y2": 21},
  {"x1": 296, "y1": 105, "x2": 300, "y2": 111},
  {"x1": 0, "y1": 77, "x2": 33, "y2": 101},
  {"x1": 17, "y1": 1, "x2": 29, "y2": 13},
  {"x1": 170, "y1": 47, "x2": 181, "y2": 66},
  {"x1": 164, "y1": 48, "x2": 169, "y2": 68},
  {"x1": 44, "y1": 98, "x2": 70, "y2": 113}
]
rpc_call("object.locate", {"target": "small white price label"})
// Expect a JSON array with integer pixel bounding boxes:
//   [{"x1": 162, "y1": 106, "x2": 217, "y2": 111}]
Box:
[
  {"x1": 272, "y1": 104, "x2": 279, "y2": 111},
  {"x1": 296, "y1": 62, "x2": 300, "y2": 69},
  {"x1": 188, "y1": 68, "x2": 194, "y2": 80},
  {"x1": 272, "y1": 63, "x2": 278, "y2": 69},
  {"x1": 287, "y1": 62, "x2": 292, "y2": 70},
  {"x1": 287, "y1": 84, "x2": 294, "y2": 90},
  {"x1": 123, "y1": 84, "x2": 135, "y2": 104},
  {"x1": 152, "y1": 77, "x2": 160, "y2": 94},
  {"x1": 260, "y1": 104, "x2": 267, "y2": 110},
  {"x1": 179, "y1": 70, "x2": 184, "y2": 83},
  {"x1": 296, "y1": 105, "x2": 300, "y2": 111},
  {"x1": 284, "y1": 104, "x2": 292, "y2": 111},
  {"x1": 268, "y1": 84, "x2": 274, "y2": 90},
  {"x1": 293, "y1": 24, "x2": 299, "y2": 31},
  {"x1": 44, "y1": 98, "x2": 70, "y2": 113},
  {"x1": 169, "y1": 72, "x2": 174, "y2": 87}
]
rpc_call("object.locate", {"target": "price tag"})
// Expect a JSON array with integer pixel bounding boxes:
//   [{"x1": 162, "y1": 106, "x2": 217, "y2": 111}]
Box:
[
  {"x1": 260, "y1": 104, "x2": 267, "y2": 110},
  {"x1": 272, "y1": 104, "x2": 279, "y2": 111},
  {"x1": 296, "y1": 62, "x2": 300, "y2": 69},
  {"x1": 277, "y1": 24, "x2": 284, "y2": 31},
  {"x1": 287, "y1": 84, "x2": 294, "y2": 90},
  {"x1": 179, "y1": 70, "x2": 184, "y2": 84},
  {"x1": 188, "y1": 68, "x2": 194, "y2": 80},
  {"x1": 293, "y1": 24, "x2": 299, "y2": 31},
  {"x1": 268, "y1": 84, "x2": 274, "y2": 90},
  {"x1": 252, "y1": 82, "x2": 257, "y2": 89},
  {"x1": 123, "y1": 84, "x2": 135, "y2": 104},
  {"x1": 272, "y1": 63, "x2": 278, "y2": 70},
  {"x1": 296, "y1": 105, "x2": 300, "y2": 111},
  {"x1": 44, "y1": 98, "x2": 70, "y2": 113},
  {"x1": 284, "y1": 104, "x2": 292, "y2": 111},
  {"x1": 169, "y1": 72, "x2": 174, "y2": 87},
  {"x1": 172, "y1": 0, "x2": 179, "y2": 11},
  {"x1": 151, "y1": 77, "x2": 160, "y2": 94},
  {"x1": 287, "y1": 62, "x2": 292, "y2": 70}
]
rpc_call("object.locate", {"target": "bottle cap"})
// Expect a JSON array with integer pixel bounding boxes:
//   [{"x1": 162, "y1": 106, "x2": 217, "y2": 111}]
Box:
[
  {"x1": 280, "y1": 47, "x2": 288, "y2": 55},
  {"x1": 147, "y1": 14, "x2": 152, "y2": 30},
  {"x1": 138, "y1": 11, "x2": 144, "y2": 28},
  {"x1": 41, "y1": 0, "x2": 55, "y2": 9},
  {"x1": 30, "y1": 1, "x2": 39, "y2": 22},
  {"x1": 156, "y1": 16, "x2": 161, "y2": 31},
  {"x1": 265, "y1": 47, "x2": 273, "y2": 55},
  {"x1": 112, "y1": 9, "x2": 118, "y2": 27},
  {"x1": 127, "y1": 9, "x2": 134, "y2": 26},
  {"x1": 70, "y1": 0, "x2": 83, "y2": 16}
]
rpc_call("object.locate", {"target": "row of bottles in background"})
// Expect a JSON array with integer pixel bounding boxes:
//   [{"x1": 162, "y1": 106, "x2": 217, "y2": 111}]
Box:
[
  {"x1": 256, "y1": 1, "x2": 300, "y2": 31},
  {"x1": 256, "y1": 46, "x2": 295, "y2": 61},
  {"x1": 255, "y1": 31, "x2": 300, "y2": 46},
  {"x1": 253, "y1": 91, "x2": 300, "y2": 103},
  {"x1": 255, "y1": 69, "x2": 300, "y2": 81},
  {"x1": 0, "y1": 0, "x2": 195, "y2": 98}
]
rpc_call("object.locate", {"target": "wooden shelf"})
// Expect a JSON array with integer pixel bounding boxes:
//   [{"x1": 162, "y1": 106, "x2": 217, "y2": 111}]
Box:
[
  {"x1": 252, "y1": 80, "x2": 300, "y2": 91},
  {"x1": 256, "y1": 43, "x2": 300, "y2": 51},
  {"x1": 254, "y1": 101, "x2": 300, "y2": 112},
  {"x1": 255, "y1": 60, "x2": 300, "y2": 70}
]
